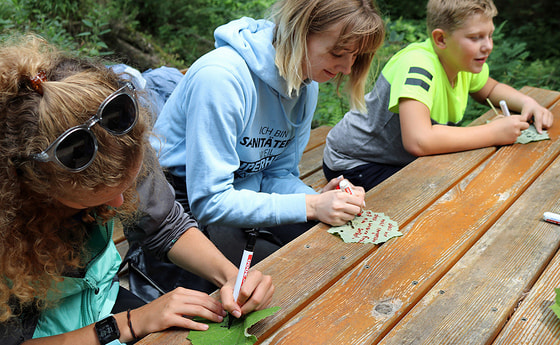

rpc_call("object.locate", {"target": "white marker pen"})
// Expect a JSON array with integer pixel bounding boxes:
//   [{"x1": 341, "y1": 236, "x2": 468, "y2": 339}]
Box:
[
  {"x1": 339, "y1": 178, "x2": 364, "y2": 216},
  {"x1": 499, "y1": 100, "x2": 511, "y2": 117},
  {"x1": 339, "y1": 179, "x2": 353, "y2": 195},
  {"x1": 232, "y1": 231, "x2": 257, "y2": 301},
  {"x1": 228, "y1": 230, "x2": 257, "y2": 328},
  {"x1": 543, "y1": 212, "x2": 560, "y2": 225}
]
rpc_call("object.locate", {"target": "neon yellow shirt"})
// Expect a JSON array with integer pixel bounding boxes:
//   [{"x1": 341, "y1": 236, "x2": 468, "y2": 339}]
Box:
[
  {"x1": 324, "y1": 38, "x2": 490, "y2": 169},
  {"x1": 384, "y1": 39, "x2": 489, "y2": 124}
]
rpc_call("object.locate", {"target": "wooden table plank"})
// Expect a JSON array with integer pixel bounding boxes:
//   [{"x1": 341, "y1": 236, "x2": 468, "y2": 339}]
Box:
[
  {"x1": 377, "y1": 119, "x2": 560, "y2": 344},
  {"x1": 302, "y1": 169, "x2": 329, "y2": 192},
  {"x1": 141, "y1": 142, "x2": 497, "y2": 344},
  {"x1": 138, "y1": 88, "x2": 559, "y2": 344},
  {"x1": 303, "y1": 125, "x2": 331, "y2": 153},
  {"x1": 492, "y1": 210, "x2": 560, "y2": 345},
  {"x1": 297, "y1": 125, "x2": 330, "y2": 181},
  {"x1": 469, "y1": 86, "x2": 560, "y2": 127},
  {"x1": 490, "y1": 100, "x2": 560, "y2": 345},
  {"x1": 298, "y1": 144, "x2": 326, "y2": 180},
  {"x1": 249, "y1": 151, "x2": 497, "y2": 342},
  {"x1": 138, "y1": 328, "x2": 189, "y2": 345},
  {"x1": 260, "y1": 91, "x2": 560, "y2": 344}
]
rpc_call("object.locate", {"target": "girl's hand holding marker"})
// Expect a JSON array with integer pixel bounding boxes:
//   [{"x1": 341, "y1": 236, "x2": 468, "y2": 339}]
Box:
[{"x1": 337, "y1": 177, "x2": 365, "y2": 216}]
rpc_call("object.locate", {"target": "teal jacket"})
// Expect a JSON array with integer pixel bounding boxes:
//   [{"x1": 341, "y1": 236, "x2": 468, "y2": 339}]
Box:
[{"x1": 33, "y1": 218, "x2": 121, "y2": 340}]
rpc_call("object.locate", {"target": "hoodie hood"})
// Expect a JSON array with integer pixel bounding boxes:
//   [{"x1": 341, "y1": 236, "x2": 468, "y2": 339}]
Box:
[{"x1": 214, "y1": 17, "x2": 291, "y2": 97}]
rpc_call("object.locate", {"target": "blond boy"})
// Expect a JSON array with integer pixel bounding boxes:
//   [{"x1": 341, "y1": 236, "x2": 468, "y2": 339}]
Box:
[{"x1": 323, "y1": 0, "x2": 554, "y2": 191}]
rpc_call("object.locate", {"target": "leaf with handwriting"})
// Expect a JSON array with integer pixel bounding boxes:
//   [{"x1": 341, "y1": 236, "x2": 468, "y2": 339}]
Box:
[
  {"x1": 187, "y1": 306, "x2": 280, "y2": 345},
  {"x1": 328, "y1": 210, "x2": 401, "y2": 244},
  {"x1": 515, "y1": 124, "x2": 550, "y2": 144}
]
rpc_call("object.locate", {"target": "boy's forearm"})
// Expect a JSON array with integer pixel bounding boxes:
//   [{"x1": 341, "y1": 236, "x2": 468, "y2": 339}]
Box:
[
  {"x1": 486, "y1": 82, "x2": 533, "y2": 113},
  {"x1": 403, "y1": 123, "x2": 499, "y2": 156},
  {"x1": 400, "y1": 98, "x2": 501, "y2": 156}
]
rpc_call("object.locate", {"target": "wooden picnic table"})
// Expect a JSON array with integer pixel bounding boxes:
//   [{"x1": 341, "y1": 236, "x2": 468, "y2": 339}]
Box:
[{"x1": 138, "y1": 86, "x2": 560, "y2": 345}]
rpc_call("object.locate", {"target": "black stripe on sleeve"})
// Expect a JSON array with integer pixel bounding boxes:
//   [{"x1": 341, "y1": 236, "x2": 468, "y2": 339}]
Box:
[
  {"x1": 404, "y1": 78, "x2": 430, "y2": 92},
  {"x1": 408, "y1": 67, "x2": 433, "y2": 80}
]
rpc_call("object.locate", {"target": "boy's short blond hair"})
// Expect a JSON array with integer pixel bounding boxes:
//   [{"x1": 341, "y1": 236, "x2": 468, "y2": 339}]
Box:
[{"x1": 427, "y1": 0, "x2": 498, "y2": 34}]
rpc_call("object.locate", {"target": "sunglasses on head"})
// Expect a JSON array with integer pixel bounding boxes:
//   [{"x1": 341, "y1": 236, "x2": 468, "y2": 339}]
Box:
[{"x1": 31, "y1": 82, "x2": 138, "y2": 172}]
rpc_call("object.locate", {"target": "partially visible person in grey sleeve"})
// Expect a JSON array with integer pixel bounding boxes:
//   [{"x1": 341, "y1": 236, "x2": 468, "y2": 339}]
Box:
[
  {"x1": 120, "y1": 150, "x2": 225, "y2": 296},
  {"x1": 124, "y1": 157, "x2": 198, "y2": 261}
]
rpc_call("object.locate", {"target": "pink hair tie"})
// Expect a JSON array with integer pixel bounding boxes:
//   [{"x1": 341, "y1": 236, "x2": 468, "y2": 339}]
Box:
[{"x1": 29, "y1": 70, "x2": 47, "y2": 95}]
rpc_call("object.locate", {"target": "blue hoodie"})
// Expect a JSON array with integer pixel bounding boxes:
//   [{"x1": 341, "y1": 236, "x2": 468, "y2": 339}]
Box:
[{"x1": 151, "y1": 17, "x2": 319, "y2": 227}]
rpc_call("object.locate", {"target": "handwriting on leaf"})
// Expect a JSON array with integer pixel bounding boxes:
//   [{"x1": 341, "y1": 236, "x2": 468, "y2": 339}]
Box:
[
  {"x1": 328, "y1": 210, "x2": 402, "y2": 244},
  {"x1": 515, "y1": 125, "x2": 550, "y2": 144}
]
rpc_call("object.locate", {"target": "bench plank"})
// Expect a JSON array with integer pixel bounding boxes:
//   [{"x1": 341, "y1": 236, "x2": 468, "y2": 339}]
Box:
[
  {"x1": 257, "y1": 89, "x2": 560, "y2": 344},
  {"x1": 112, "y1": 219, "x2": 125, "y2": 244}
]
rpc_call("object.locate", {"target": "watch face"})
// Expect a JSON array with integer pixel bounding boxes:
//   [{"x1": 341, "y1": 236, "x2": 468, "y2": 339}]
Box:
[
  {"x1": 95, "y1": 316, "x2": 120, "y2": 344},
  {"x1": 98, "y1": 323, "x2": 114, "y2": 338}
]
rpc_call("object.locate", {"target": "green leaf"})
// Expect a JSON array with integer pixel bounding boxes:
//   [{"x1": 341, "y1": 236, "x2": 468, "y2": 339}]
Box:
[
  {"x1": 514, "y1": 124, "x2": 550, "y2": 144},
  {"x1": 81, "y1": 19, "x2": 93, "y2": 27},
  {"x1": 328, "y1": 210, "x2": 401, "y2": 244},
  {"x1": 187, "y1": 306, "x2": 280, "y2": 345},
  {"x1": 550, "y1": 288, "x2": 560, "y2": 319}
]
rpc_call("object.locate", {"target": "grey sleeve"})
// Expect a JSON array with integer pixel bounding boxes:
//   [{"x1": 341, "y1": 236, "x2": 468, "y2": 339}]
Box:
[{"x1": 123, "y1": 164, "x2": 198, "y2": 262}]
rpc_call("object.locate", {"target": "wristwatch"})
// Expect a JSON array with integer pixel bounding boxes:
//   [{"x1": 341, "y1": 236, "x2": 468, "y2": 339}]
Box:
[{"x1": 94, "y1": 315, "x2": 121, "y2": 344}]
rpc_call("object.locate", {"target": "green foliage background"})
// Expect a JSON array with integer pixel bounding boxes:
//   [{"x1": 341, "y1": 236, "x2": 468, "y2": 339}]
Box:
[{"x1": 1, "y1": 0, "x2": 558, "y2": 127}]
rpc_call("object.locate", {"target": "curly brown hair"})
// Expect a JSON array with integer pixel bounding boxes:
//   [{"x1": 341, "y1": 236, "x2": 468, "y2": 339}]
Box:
[{"x1": 0, "y1": 34, "x2": 151, "y2": 321}]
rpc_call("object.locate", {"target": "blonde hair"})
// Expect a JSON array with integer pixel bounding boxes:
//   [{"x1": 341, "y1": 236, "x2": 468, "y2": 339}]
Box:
[
  {"x1": 271, "y1": 0, "x2": 385, "y2": 112},
  {"x1": 0, "y1": 34, "x2": 150, "y2": 321},
  {"x1": 427, "y1": 0, "x2": 498, "y2": 34}
]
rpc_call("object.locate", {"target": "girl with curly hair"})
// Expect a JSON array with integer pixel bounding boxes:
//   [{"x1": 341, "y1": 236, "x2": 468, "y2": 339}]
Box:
[{"x1": 0, "y1": 35, "x2": 273, "y2": 345}]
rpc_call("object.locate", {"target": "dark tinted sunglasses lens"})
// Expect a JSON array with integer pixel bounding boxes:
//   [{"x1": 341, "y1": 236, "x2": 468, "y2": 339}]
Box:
[
  {"x1": 99, "y1": 94, "x2": 136, "y2": 133},
  {"x1": 55, "y1": 130, "x2": 96, "y2": 170}
]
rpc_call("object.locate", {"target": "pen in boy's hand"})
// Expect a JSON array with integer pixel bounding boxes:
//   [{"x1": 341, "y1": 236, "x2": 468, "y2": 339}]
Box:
[
  {"x1": 486, "y1": 98, "x2": 499, "y2": 116},
  {"x1": 499, "y1": 100, "x2": 511, "y2": 117},
  {"x1": 228, "y1": 230, "x2": 257, "y2": 328}
]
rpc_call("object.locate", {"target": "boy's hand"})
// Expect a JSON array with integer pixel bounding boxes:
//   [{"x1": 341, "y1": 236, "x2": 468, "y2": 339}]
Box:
[
  {"x1": 519, "y1": 99, "x2": 554, "y2": 133},
  {"x1": 490, "y1": 115, "x2": 530, "y2": 145}
]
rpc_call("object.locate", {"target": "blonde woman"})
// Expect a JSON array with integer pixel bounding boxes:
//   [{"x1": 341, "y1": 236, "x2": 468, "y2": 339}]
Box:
[{"x1": 151, "y1": 0, "x2": 385, "y2": 263}]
